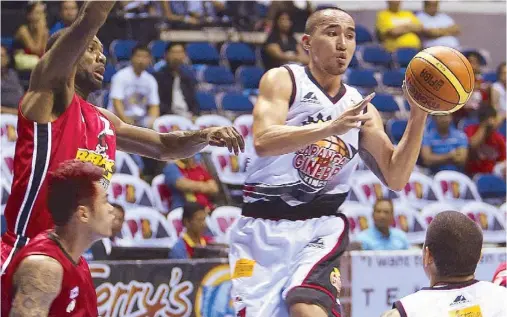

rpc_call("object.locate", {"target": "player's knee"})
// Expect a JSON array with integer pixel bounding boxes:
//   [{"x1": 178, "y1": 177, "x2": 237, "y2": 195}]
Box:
[{"x1": 289, "y1": 303, "x2": 327, "y2": 317}]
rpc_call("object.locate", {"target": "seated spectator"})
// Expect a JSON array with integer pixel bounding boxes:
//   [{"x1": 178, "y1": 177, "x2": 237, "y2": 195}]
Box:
[
  {"x1": 85, "y1": 203, "x2": 126, "y2": 261},
  {"x1": 186, "y1": 0, "x2": 229, "y2": 26},
  {"x1": 109, "y1": 44, "x2": 160, "y2": 128},
  {"x1": 261, "y1": 10, "x2": 309, "y2": 70},
  {"x1": 163, "y1": 155, "x2": 218, "y2": 211},
  {"x1": 420, "y1": 114, "x2": 468, "y2": 173},
  {"x1": 416, "y1": 0, "x2": 460, "y2": 49},
  {"x1": 154, "y1": 43, "x2": 199, "y2": 117},
  {"x1": 265, "y1": 1, "x2": 313, "y2": 33},
  {"x1": 376, "y1": 0, "x2": 422, "y2": 52},
  {"x1": 169, "y1": 202, "x2": 214, "y2": 259},
  {"x1": 356, "y1": 198, "x2": 410, "y2": 251},
  {"x1": 465, "y1": 105, "x2": 506, "y2": 176},
  {"x1": 161, "y1": 1, "x2": 200, "y2": 26},
  {"x1": 13, "y1": 2, "x2": 49, "y2": 70},
  {"x1": 49, "y1": 1, "x2": 78, "y2": 35},
  {"x1": 1, "y1": 45, "x2": 24, "y2": 115},
  {"x1": 464, "y1": 51, "x2": 489, "y2": 110},
  {"x1": 491, "y1": 62, "x2": 506, "y2": 116}
]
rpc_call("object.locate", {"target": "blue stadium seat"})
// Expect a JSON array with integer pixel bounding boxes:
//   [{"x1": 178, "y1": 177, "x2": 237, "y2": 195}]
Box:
[
  {"x1": 186, "y1": 43, "x2": 220, "y2": 65},
  {"x1": 103, "y1": 63, "x2": 117, "y2": 84},
  {"x1": 482, "y1": 71, "x2": 497, "y2": 83},
  {"x1": 110, "y1": 39, "x2": 137, "y2": 61},
  {"x1": 1, "y1": 37, "x2": 13, "y2": 50},
  {"x1": 382, "y1": 70, "x2": 404, "y2": 88},
  {"x1": 347, "y1": 69, "x2": 377, "y2": 88},
  {"x1": 395, "y1": 48, "x2": 418, "y2": 68},
  {"x1": 196, "y1": 92, "x2": 218, "y2": 111},
  {"x1": 355, "y1": 25, "x2": 373, "y2": 45},
  {"x1": 221, "y1": 93, "x2": 254, "y2": 112},
  {"x1": 474, "y1": 174, "x2": 507, "y2": 199},
  {"x1": 236, "y1": 66, "x2": 264, "y2": 89},
  {"x1": 372, "y1": 93, "x2": 400, "y2": 113},
  {"x1": 203, "y1": 66, "x2": 235, "y2": 85},
  {"x1": 349, "y1": 54, "x2": 360, "y2": 69},
  {"x1": 222, "y1": 43, "x2": 256, "y2": 66},
  {"x1": 499, "y1": 119, "x2": 506, "y2": 137},
  {"x1": 362, "y1": 46, "x2": 392, "y2": 67},
  {"x1": 149, "y1": 40, "x2": 169, "y2": 61},
  {"x1": 387, "y1": 119, "x2": 408, "y2": 144}
]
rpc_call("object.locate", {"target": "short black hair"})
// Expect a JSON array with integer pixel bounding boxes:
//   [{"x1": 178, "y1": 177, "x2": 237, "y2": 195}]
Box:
[
  {"x1": 464, "y1": 51, "x2": 482, "y2": 61},
  {"x1": 477, "y1": 104, "x2": 497, "y2": 122},
  {"x1": 304, "y1": 7, "x2": 350, "y2": 35},
  {"x1": 182, "y1": 202, "x2": 205, "y2": 222},
  {"x1": 165, "y1": 42, "x2": 186, "y2": 54},
  {"x1": 111, "y1": 203, "x2": 125, "y2": 214},
  {"x1": 132, "y1": 44, "x2": 151, "y2": 56},
  {"x1": 425, "y1": 211, "x2": 483, "y2": 277},
  {"x1": 373, "y1": 198, "x2": 393, "y2": 211}
]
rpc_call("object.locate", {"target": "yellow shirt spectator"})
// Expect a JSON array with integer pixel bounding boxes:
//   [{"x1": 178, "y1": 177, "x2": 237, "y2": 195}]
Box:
[{"x1": 376, "y1": 8, "x2": 422, "y2": 52}]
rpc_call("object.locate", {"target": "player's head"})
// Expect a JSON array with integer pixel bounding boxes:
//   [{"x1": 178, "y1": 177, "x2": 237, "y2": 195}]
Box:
[
  {"x1": 372, "y1": 198, "x2": 394, "y2": 232},
  {"x1": 59, "y1": 0, "x2": 79, "y2": 25},
  {"x1": 497, "y1": 62, "x2": 506, "y2": 86},
  {"x1": 434, "y1": 114, "x2": 452, "y2": 133},
  {"x1": 423, "y1": 211, "x2": 483, "y2": 280},
  {"x1": 302, "y1": 7, "x2": 356, "y2": 76},
  {"x1": 48, "y1": 160, "x2": 114, "y2": 240},
  {"x1": 272, "y1": 10, "x2": 293, "y2": 35},
  {"x1": 423, "y1": 1, "x2": 439, "y2": 16},
  {"x1": 131, "y1": 44, "x2": 152, "y2": 73},
  {"x1": 165, "y1": 42, "x2": 186, "y2": 68},
  {"x1": 111, "y1": 203, "x2": 125, "y2": 237},
  {"x1": 182, "y1": 202, "x2": 207, "y2": 236},
  {"x1": 387, "y1": 1, "x2": 402, "y2": 12},
  {"x1": 464, "y1": 51, "x2": 482, "y2": 75},
  {"x1": 46, "y1": 29, "x2": 107, "y2": 94},
  {"x1": 25, "y1": 1, "x2": 46, "y2": 24}
]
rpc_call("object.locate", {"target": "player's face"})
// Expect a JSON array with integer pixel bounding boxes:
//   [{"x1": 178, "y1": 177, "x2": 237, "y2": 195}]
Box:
[
  {"x1": 304, "y1": 11, "x2": 356, "y2": 76},
  {"x1": 89, "y1": 183, "x2": 115, "y2": 238},
  {"x1": 76, "y1": 36, "x2": 106, "y2": 92},
  {"x1": 373, "y1": 201, "x2": 394, "y2": 230}
]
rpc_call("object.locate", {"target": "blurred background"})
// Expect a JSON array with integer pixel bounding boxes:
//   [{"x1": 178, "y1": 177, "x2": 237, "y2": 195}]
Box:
[{"x1": 1, "y1": 1, "x2": 506, "y2": 317}]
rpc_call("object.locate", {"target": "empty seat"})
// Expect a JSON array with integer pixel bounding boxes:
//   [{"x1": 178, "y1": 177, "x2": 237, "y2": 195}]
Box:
[
  {"x1": 221, "y1": 42, "x2": 256, "y2": 67},
  {"x1": 149, "y1": 40, "x2": 169, "y2": 60},
  {"x1": 221, "y1": 93, "x2": 254, "y2": 112},
  {"x1": 474, "y1": 174, "x2": 507, "y2": 199},
  {"x1": 236, "y1": 66, "x2": 264, "y2": 89},
  {"x1": 195, "y1": 91, "x2": 218, "y2": 111},
  {"x1": 110, "y1": 39, "x2": 137, "y2": 61},
  {"x1": 386, "y1": 118, "x2": 407, "y2": 144},
  {"x1": 382, "y1": 70, "x2": 404, "y2": 88},
  {"x1": 103, "y1": 63, "x2": 116, "y2": 84},
  {"x1": 482, "y1": 71, "x2": 497, "y2": 83},
  {"x1": 349, "y1": 54, "x2": 360, "y2": 69},
  {"x1": 361, "y1": 46, "x2": 392, "y2": 67},
  {"x1": 1, "y1": 37, "x2": 13, "y2": 50},
  {"x1": 395, "y1": 48, "x2": 418, "y2": 68},
  {"x1": 372, "y1": 93, "x2": 400, "y2": 113},
  {"x1": 346, "y1": 69, "x2": 377, "y2": 88},
  {"x1": 355, "y1": 25, "x2": 374, "y2": 45},
  {"x1": 499, "y1": 119, "x2": 506, "y2": 137},
  {"x1": 186, "y1": 42, "x2": 220, "y2": 65},
  {"x1": 202, "y1": 66, "x2": 235, "y2": 85}
]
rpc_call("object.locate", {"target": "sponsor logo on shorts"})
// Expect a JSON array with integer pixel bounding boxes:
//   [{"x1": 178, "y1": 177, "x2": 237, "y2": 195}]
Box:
[{"x1": 329, "y1": 267, "x2": 342, "y2": 296}]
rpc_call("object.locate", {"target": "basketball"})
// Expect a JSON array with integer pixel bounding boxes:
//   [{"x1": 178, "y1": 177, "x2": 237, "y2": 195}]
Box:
[{"x1": 405, "y1": 46, "x2": 475, "y2": 115}]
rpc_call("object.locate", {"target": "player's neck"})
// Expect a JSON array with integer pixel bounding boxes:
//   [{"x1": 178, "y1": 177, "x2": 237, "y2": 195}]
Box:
[
  {"x1": 430, "y1": 274, "x2": 475, "y2": 287},
  {"x1": 187, "y1": 231, "x2": 203, "y2": 244},
  {"x1": 53, "y1": 227, "x2": 94, "y2": 263},
  {"x1": 75, "y1": 85, "x2": 90, "y2": 100},
  {"x1": 307, "y1": 64, "x2": 343, "y2": 96}
]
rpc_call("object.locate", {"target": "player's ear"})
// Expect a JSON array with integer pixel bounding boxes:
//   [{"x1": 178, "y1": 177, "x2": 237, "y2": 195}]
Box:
[
  {"x1": 423, "y1": 246, "x2": 433, "y2": 267},
  {"x1": 301, "y1": 34, "x2": 311, "y2": 51},
  {"x1": 76, "y1": 205, "x2": 91, "y2": 223}
]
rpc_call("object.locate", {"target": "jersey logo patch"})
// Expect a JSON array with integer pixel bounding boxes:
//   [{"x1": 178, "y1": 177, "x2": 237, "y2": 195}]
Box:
[{"x1": 301, "y1": 92, "x2": 320, "y2": 104}]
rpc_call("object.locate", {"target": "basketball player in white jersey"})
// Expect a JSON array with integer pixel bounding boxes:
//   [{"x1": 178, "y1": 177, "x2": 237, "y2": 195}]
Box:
[
  {"x1": 229, "y1": 7, "x2": 430, "y2": 317},
  {"x1": 381, "y1": 211, "x2": 507, "y2": 317}
]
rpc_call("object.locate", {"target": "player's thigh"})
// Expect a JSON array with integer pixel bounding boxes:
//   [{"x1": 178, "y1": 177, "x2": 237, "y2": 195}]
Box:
[{"x1": 284, "y1": 215, "x2": 348, "y2": 317}]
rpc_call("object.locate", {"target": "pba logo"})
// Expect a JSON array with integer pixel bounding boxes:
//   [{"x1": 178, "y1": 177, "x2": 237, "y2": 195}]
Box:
[
  {"x1": 329, "y1": 267, "x2": 342, "y2": 295},
  {"x1": 141, "y1": 218, "x2": 153, "y2": 238},
  {"x1": 195, "y1": 264, "x2": 234, "y2": 317},
  {"x1": 293, "y1": 113, "x2": 355, "y2": 189},
  {"x1": 1, "y1": 124, "x2": 17, "y2": 142}
]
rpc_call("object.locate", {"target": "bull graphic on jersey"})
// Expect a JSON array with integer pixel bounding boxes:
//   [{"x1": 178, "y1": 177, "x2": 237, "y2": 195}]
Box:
[
  {"x1": 95, "y1": 117, "x2": 114, "y2": 155},
  {"x1": 293, "y1": 113, "x2": 355, "y2": 189}
]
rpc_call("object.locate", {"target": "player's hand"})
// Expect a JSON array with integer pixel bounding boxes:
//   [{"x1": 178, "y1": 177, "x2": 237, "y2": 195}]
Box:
[
  {"x1": 403, "y1": 81, "x2": 429, "y2": 117},
  {"x1": 205, "y1": 126, "x2": 245, "y2": 155},
  {"x1": 326, "y1": 93, "x2": 375, "y2": 135}
]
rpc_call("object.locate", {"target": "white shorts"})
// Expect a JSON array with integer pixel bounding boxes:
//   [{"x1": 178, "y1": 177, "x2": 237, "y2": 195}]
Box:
[{"x1": 228, "y1": 214, "x2": 348, "y2": 317}]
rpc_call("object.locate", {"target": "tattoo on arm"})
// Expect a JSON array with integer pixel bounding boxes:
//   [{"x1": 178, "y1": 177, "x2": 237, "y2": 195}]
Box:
[
  {"x1": 10, "y1": 256, "x2": 63, "y2": 317},
  {"x1": 358, "y1": 143, "x2": 388, "y2": 185}
]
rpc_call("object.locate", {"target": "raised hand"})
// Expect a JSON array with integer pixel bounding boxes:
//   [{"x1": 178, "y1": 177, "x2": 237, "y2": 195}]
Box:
[
  {"x1": 327, "y1": 92, "x2": 375, "y2": 135},
  {"x1": 205, "y1": 126, "x2": 245, "y2": 155}
]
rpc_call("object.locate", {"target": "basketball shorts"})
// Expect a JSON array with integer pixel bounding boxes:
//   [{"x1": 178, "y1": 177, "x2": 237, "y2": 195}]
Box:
[{"x1": 228, "y1": 214, "x2": 349, "y2": 317}]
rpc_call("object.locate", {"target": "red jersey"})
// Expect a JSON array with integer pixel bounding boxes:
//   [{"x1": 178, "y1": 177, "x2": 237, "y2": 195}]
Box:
[
  {"x1": 1, "y1": 231, "x2": 98, "y2": 316},
  {"x1": 464, "y1": 124, "x2": 506, "y2": 175},
  {"x1": 3, "y1": 94, "x2": 116, "y2": 247}
]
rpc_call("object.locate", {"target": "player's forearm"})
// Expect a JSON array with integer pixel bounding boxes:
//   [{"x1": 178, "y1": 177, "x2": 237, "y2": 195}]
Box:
[
  {"x1": 254, "y1": 123, "x2": 331, "y2": 157},
  {"x1": 386, "y1": 111, "x2": 428, "y2": 190},
  {"x1": 159, "y1": 130, "x2": 208, "y2": 160}
]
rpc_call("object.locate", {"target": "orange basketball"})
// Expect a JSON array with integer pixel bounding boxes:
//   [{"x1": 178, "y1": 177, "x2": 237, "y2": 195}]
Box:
[{"x1": 405, "y1": 46, "x2": 475, "y2": 115}]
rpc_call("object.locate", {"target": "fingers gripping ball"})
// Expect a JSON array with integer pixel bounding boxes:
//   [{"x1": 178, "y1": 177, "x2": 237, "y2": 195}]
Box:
[{"x1": 405, "y1": 46, "x2": 475, "y2": 115}]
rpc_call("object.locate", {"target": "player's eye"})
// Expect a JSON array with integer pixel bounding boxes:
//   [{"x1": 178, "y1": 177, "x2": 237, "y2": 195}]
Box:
[
  {"x1": 327, "y1": 31, "x2": 337, "y2": 37},
  {"x1": 346, "y1": 33, "x2": 355, "y2": 40}
]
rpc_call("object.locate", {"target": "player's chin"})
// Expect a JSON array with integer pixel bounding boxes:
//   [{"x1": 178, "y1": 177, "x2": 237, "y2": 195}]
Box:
[{"x1": 90, "y1": 78, "x2": 103, "y2": 91}]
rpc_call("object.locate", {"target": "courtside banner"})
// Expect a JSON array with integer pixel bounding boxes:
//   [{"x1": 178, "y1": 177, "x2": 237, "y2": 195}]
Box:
[
  {"x1": 90, "y1": 259, "x2": 233, "y2": 317},
  {"x1": 349, "y1": 248, "x2": 506, "y2": 317}
]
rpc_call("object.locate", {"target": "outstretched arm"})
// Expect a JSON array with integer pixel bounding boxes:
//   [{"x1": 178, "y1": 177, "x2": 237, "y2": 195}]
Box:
[
  {"x1": 359, "y1": 85, "x2": 428, "y2": 191},
  {"x1": 10, "y1": 255, "x2": 63, "y2": 317},
  {"x1": 97, "y1": 108, "x2": 244, "y2": 160}
]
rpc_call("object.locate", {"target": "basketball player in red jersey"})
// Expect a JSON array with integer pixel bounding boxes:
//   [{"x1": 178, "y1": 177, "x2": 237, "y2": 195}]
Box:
[
  {"x1": 2, "y1": 1, "x2": 244, "y2": 271},
  {"x1": 2, "y1": 160, "x2": 114, "y2": 316}
]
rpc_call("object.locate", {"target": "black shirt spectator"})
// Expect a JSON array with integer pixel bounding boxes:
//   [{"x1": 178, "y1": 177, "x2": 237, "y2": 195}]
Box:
[
  {"x1": 154, "y1": 43, "x2": 199, "y2": 117},
  {"x1": 1, "y1": 45, "x2": 24, "y2": 115}
]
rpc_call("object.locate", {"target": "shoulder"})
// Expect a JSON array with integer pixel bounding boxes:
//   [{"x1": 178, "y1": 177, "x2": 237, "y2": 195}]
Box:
[
  {"x1": 259, "y1": 67, "x2": 293, "y2": 96},
  {"x1": 376, "y1": 9, "x2": 390, "y2": 18},
  {"x1": 14, "y1": 254, "x2": 64, "y2": 289}
]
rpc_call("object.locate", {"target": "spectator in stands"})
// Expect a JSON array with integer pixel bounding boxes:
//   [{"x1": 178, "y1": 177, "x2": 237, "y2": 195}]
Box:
[
  {"x1": 163, "y1": 154, "x2": 218, "y2": 211},
  {"x1": 87, "y1": 203, "x2": 125, "y2": 260},
  {"x1": 356, "y1": 198, "x2": 410, "y2": 251},
  {"x1": 169, "y1": 202, "x2": 214, "y2": 259},
  {"x1": 1, "y1": 45, "x2": 24, "y2": 115},
  {"x1": 417, "y1": 0, "x2": 460, "y2": 49},
  {"x1": 491, "y1": 62, "x2": 506, "y2": 116},
  {"x1": 376, "y1": 0, "x2": 422, "y2": 52},
  {"x1": 262, "y1": 10, "x2": 309, "y2": 70},
  {"x1": 109, "y1": 44, "x2": 160, "y2": 128},
  {"x1": 185, "y1": 1, "x2": 229, "y2": 26},
  {"x1": 161, "y1": 1, "x2": 200, "y2": 26},
  {"x1": 154, "y1": 43, "x2": 199, "y2": 117},
  {"x1": 49, "y1": 1, "x2": 79, "y2": 35},
  {"x1": 420, "y1": 114, "x2": 468, "y2": 173},
  {"x1": 13, "y1": 2, "x2": 49, "y2": 70},
  {"x1": 265, "y1": 1, "x2": 313, "y2": 33},
  {"x1": 465, "y1": 105, "x2": 506, "y2": 176}
]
